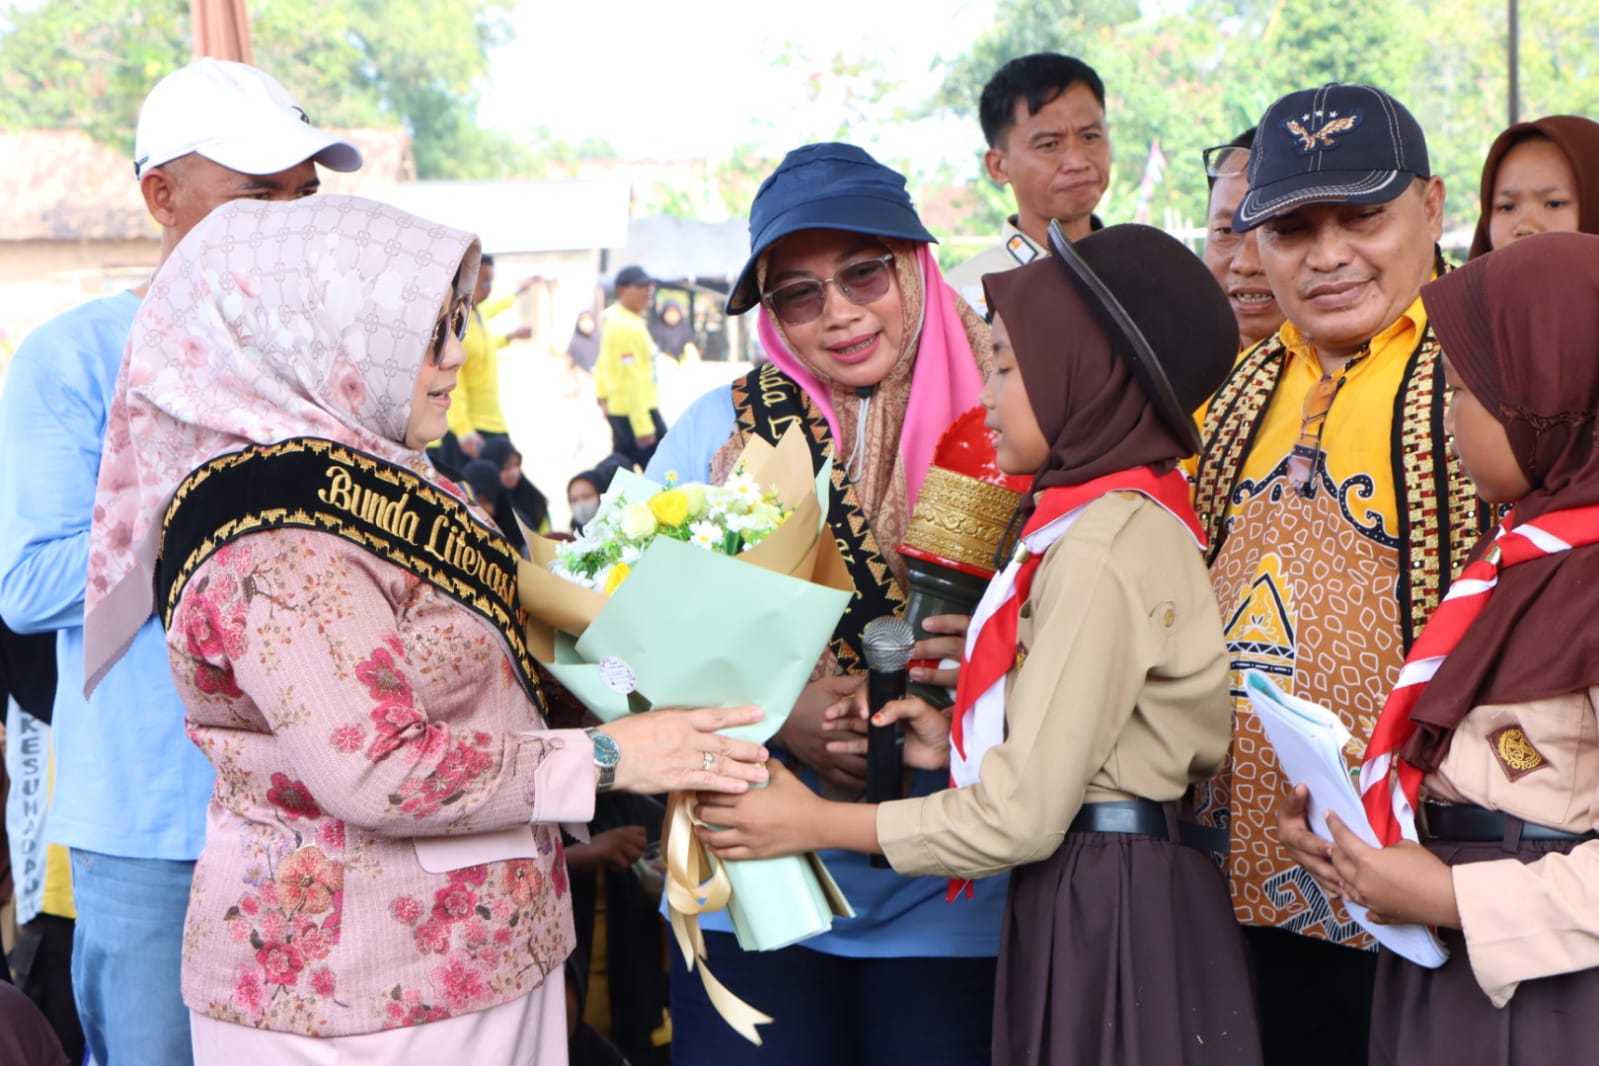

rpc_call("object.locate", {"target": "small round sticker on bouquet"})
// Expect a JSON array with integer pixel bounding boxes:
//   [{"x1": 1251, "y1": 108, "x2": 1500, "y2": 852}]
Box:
[{"x1": 598, "y1": 657, "x2": 637, "y2": 694}]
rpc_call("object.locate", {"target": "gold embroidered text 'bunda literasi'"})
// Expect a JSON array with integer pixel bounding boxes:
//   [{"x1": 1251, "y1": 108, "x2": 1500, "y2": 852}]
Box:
[{"x1": 157, "y1": 437, "x2": 543, "y2": 706}]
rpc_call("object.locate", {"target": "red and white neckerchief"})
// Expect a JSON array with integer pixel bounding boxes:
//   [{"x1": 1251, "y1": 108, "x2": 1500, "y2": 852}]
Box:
[
  {"x1": 945, "y1": 466, "x2": 1206, "y2": 900},
  {"x1": 1359, "y1": 505, "x2": 1599, "y2": 846}
]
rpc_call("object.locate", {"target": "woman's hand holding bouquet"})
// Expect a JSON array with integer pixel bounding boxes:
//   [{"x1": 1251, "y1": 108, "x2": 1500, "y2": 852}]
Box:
[{"x1": 515, "y1": 427, "x2": 856, "y2": 1044}]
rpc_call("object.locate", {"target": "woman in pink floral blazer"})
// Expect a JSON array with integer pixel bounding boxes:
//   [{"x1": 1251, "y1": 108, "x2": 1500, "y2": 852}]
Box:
[{"x1": 82, "y1": 196, "x2": 769, "y2": 1062}]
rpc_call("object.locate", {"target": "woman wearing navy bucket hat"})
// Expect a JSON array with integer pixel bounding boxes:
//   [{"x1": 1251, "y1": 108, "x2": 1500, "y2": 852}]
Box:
[
  {"x1": 647, "y1": 143, "x2": 1002, "y2": 1064},
  {"x1": 695, "y1": 223, "x2": 1264, "y2": 1066}
]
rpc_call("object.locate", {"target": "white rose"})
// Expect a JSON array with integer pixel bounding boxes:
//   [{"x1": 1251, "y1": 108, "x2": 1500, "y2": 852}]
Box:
[
  {"x1": 619, "y1": 501, "x2": 658, "y2": 540},
  {"x1": 749, "y1": 502, "x2": 785, "y2": 531},
  {"x1": 680, "y1": 483, "x2": 708, "y2": 519}
]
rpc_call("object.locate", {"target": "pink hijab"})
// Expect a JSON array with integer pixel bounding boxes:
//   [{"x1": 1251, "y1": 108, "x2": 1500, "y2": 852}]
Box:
[
  {"x1": 755, "y1": 243, "x2": 986, "y2": 516},
  {"x1": 84, "y1": 195, "x2": 480, "y2": 693}
]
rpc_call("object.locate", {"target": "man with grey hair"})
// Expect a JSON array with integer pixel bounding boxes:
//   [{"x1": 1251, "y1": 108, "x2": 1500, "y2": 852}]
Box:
[{"x1": 0, "y1": 58, "x2": 360, "y2": 1065}]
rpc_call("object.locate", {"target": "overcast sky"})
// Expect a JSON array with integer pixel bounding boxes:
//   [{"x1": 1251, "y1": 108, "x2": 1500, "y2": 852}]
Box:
[{"x1": 481, "y1": 0, "x2": 999, "y2": 169}]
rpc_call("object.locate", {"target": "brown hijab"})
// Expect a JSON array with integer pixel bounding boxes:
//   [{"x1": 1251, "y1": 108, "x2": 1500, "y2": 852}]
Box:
[
  {"x1": 982, "y1": 255, "x2": 1191, "y2": 508},
  {"x1": 1404, "y1": 232, "x2": 1599, "y2": 766},
  {"x1": 1467, "y1": 115, "x2": 1599, "y2": 259}
]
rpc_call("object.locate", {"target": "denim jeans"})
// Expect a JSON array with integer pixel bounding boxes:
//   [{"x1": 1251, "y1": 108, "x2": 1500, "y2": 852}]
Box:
[{"x1": 70, "y1": 850, "x2": 195, "y2": 1066}]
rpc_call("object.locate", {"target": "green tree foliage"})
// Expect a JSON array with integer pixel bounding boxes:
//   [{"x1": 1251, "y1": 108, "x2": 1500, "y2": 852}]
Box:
[
  {"x1": 0, "y1": 0, "x2": 530, "y2": 179},
  {"x1": 932, "y1": 0, "x2": 1599, "y2": 244},
  {"x1": 776, "y1": 44, "x2": 909, "y2": 142}
]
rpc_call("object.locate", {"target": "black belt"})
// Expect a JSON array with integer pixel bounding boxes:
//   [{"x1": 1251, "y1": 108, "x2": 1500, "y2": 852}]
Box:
[
  {"x1": 1067, "y1": 799, "x2": 1227, "y2": 853},
  {"x1": 1422, "y1": 801, "x2": 1598, "y2": 845}
]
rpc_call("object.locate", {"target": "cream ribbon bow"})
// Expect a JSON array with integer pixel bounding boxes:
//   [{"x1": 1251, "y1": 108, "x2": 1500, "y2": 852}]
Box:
[{"x1": 661, "y1": 790, "x2": 774, "y2": 1044}]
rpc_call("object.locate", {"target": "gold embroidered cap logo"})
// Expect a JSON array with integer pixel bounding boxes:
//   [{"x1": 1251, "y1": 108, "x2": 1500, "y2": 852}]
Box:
[
  {"x1": 1489, "y1": 724, "x2": 1550, "y2": 782},
  {"x1": 1285, "y1": 109, "x2": 1361, "y2": 153}
]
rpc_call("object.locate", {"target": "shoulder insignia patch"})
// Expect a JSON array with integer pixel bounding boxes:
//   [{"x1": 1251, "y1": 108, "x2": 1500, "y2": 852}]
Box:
[
  {"x1": 1489, "y1": 724, "x2": 1551, "y2": 782},
  {"x1": 1005, "y1": 233, "x2": 1040, "y2": 266}
]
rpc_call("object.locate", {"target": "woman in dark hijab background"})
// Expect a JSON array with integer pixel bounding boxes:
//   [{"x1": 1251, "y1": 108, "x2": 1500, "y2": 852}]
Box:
[
  {"x1": 649, "y1": 298, "x2": 696, "y2": 362},
  {"x1": 473, "y1": 437, "x2": 550, "y2": 556},
  {"x1": 567, "y1": 310, "x2": 601, "y2": 373}
]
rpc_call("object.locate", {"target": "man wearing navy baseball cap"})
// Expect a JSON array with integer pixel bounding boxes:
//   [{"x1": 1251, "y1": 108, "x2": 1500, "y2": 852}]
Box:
[
  {"x1": 0, "y1": 58, "x2": 360, "y2": 1066},
  {"x1": 1190, "y1": 83, "x2": 1490, "y2": 1066}
]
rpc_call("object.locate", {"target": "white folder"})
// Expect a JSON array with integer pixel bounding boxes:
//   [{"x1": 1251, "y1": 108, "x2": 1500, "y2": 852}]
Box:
[{"x1": 1244, "y1": 670, "x2": 1448, "y2": 968}]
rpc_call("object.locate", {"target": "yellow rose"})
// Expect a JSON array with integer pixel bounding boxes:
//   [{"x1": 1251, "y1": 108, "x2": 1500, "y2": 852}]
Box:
[
  {"x1": 648, "y1": 488, "x2": 690, "y2": 528},
  {"x1": 603, "y1": 562, "x2": 631, "y2": 596}
]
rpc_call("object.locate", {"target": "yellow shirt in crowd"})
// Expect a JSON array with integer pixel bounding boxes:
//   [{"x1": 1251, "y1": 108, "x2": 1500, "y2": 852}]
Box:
[
  {"x1": 446, "y1": 293, "x2": 516, "y2": 438},
  {"x1": 594, "y1": 304, "x2": 660, "y2": 436}
]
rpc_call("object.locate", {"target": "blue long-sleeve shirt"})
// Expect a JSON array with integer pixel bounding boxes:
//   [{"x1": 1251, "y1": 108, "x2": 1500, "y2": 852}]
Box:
[{"x1": 0, "y1": 292, "x2": 213, "y2": 860}]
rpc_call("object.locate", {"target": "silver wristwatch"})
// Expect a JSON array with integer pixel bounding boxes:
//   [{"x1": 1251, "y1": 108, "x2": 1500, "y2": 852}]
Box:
[{"x1": 584, "y1": 727, "x2": 620, "y2": 792}]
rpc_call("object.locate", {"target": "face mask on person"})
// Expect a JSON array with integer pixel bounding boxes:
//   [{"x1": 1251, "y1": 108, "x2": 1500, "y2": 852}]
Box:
[{"x1": 571, "y1": 500, "x2": 599, "y2": 526}]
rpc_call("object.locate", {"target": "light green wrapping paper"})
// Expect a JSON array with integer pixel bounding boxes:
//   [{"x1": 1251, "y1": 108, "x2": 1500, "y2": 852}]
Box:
[
  {"x1": 546, "y1": 536, "x2": 846, "y2": 737},
  {"x1": 524, "y1": 439, "x2": 857, "y2": 951}
]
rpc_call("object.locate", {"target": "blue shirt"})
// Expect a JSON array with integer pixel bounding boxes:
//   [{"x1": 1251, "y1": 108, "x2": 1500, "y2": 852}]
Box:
[
  {"x1": 648, "y1": 385, "x2": 1005, "y2": 958},
  {"x1": 0, "y1": 292, "x2": 214, "y2": 860}
]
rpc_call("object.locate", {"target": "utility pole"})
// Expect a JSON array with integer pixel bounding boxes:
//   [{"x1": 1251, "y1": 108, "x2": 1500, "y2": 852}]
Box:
[{"x1": 1508, "y1": 0, "x2": 1520, "y2": 126}]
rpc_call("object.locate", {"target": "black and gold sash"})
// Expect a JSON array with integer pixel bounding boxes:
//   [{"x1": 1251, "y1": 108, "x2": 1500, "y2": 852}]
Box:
[
  {"x1": 732, "y1": 363, "x2": 905, "y2": 672},
  {"x1": 157, "y1": 437, "x2": 545, "y2": 707},
  {"x1": 1194, "y1": 323, "x2": 1490, "y2": 652}
]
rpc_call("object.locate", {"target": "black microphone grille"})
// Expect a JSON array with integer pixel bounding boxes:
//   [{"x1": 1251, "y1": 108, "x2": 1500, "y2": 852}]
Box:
[{"x1": 861, "y1": 616, "x2": 915, "y2": 672}]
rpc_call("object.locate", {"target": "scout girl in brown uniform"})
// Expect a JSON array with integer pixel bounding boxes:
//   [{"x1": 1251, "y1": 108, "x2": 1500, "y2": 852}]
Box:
[
  {"x1": 699, "y1": 224, "x2": 1264, "y2": 1065},
  {"x1": 1280, "y1": 232, "x2": 1599, "y2": 1065}
]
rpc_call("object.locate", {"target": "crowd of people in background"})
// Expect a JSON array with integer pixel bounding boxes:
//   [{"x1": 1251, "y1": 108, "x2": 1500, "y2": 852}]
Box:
[{"x1": 0, "y1": 40, "x2": 1596, "y2": 1066}]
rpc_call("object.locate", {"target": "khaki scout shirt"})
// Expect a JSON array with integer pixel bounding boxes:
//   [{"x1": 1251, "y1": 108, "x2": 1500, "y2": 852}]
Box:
[{"x1": 878, "y1": 492, "x2": 1231, "y2": 879}]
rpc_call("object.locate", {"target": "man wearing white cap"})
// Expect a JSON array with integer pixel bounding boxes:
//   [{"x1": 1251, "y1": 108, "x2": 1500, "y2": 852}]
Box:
[{"x1": 0, "y1": 58, "x2": 360, "y2": 1066}]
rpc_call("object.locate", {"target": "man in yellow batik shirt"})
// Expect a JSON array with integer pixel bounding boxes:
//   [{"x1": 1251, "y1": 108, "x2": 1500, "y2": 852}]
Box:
[
  {"x1": 1191, "y1": 83, "x2": 1489, "y2": 1066},
  {"x1": 595, "y1": 265, "x2": 667, "y2": 469}
]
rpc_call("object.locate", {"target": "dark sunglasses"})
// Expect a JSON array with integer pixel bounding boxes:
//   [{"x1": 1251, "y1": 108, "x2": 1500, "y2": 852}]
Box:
[
  {"x1": 1203, "y1": 144, "x2": 1251, "y2": 180},
  {"x1": 760, "y1": 253, "x2": 896, "y2": 326},
  {"x1": 429, "y1": 297, "x2": 470, "y2": 364}
]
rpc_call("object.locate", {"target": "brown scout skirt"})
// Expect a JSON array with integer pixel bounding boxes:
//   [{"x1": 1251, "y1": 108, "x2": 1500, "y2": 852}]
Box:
[
  {"x1": 1369, "y1": 833, "x2": 1599, "y2": 1065},
  {"x1": 992, "y1": 828, "x2": 1262, "y2": 1065}
]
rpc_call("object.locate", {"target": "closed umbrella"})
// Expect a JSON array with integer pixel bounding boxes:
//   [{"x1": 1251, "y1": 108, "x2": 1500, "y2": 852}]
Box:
[{"x1": 191, "y1": 0, "x2": 254, "y2": 63}]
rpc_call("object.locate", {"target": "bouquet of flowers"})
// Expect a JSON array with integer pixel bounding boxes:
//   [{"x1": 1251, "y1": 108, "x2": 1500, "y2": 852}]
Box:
[
  {"x1": 517, "y1": 426, "x2": 855, "y2": 1044},
  {"x1": 550, "y1": 470, "x2": 791, "y2": 597}
]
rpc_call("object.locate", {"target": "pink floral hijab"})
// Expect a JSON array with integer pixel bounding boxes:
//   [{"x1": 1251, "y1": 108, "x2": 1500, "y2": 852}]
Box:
[{"x1": 84, "y1": 194, "x2": 480, "y2": 692}]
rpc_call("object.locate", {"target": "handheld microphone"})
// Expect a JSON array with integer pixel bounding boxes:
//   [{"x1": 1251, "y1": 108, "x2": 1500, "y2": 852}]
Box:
[{"x1": 862, "y1": 617, "x2": 915, "y2": 867}]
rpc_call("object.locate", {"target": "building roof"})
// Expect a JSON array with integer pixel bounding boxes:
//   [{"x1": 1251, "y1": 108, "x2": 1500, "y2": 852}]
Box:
[
  {"x1": 0, "y1": 127, "x2": 414, "y2": 241},
  {"x1": 609, "y1": 216, "x2": 750, "y2": 289}
]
